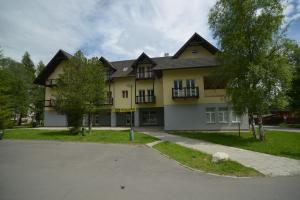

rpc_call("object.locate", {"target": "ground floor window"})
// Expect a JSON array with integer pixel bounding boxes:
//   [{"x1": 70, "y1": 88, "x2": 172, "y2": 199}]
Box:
[
  {"x1": 141, "y1": 111, "x2": 157, "y2": 125},
  {"x1": 231, "y1": 111, "x2": 241, "y2": 123},
  {"x1": 218, "y1": 107, "x2": 229, "y2": 123},
  {"x1": 206, "y1": 108, "x2": 216, "y2": 123}
]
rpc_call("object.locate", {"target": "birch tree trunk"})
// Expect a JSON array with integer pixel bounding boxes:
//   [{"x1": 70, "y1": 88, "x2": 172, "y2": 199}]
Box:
[
  {"x1": 258, "y1": 114, "x2": 265, "y2": 141},
  {"x1": 249, "y1": 113, "x2": 257, "y2": 139}
]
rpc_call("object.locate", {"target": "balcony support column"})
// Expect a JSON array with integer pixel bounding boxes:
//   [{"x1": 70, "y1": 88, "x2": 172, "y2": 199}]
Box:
[
  {"x1": 111, "y1": 111, "x2": 116, "y2": 127},
  {"x1": 134, "y1": 108, "x2": 140, "y2": 127}
]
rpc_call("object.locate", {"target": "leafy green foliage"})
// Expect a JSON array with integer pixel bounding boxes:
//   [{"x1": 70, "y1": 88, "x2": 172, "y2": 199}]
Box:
[
  {"x1": 288, "y1": 43, "x2": 300, "y2": 117},
  {"x1": 32, "y1": 61, "x2": 45, "y2": 124},
  {"x1": 208, "y1": 0, "x2": 292, "y2": 140},
  {"x1": 54, "y1": 51, "x2": 105, "y2": 133},
  {"x1": 0, "y1": 57, "x2": 13, "y2": 129}
]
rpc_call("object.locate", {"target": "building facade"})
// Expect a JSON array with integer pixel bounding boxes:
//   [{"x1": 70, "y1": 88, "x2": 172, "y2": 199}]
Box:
[{"x1": 34, "y1": 33, "x2": 249, "y2": 130}]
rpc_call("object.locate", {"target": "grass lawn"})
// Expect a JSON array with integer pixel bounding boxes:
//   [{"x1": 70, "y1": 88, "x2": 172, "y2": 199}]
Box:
[
  {"x1": 168, "y1": 130, "x2": 300, "y2": 160},
  {"x1": 3, "y1": 129, "x2": 158, "y2": 144},
  {"x1": 154, "y1": 141, "x2": 263, "y2": 177}
]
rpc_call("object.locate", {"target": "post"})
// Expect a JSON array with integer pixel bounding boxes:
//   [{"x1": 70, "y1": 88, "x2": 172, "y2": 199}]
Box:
[
  {"x1": 129, "y1": 85, "x2": 134, "y2": 141},
  {"x1": 238, "y1": 122, "x2": 241, "y2": 137}
]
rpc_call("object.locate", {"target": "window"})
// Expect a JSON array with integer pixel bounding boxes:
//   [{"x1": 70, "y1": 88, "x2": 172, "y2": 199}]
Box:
[
  {"x1": 191, "y1": 50, "x2": 197, "y2": 54},
  {"x1": 138, "y1": 90, "x2": 145, "y2": 102},
  {"x1": 206, "y1": 108, "x2": 216, "y2": 123},
  {"x1": 186, "y1": 79, "x2": 196, "y2": 96},
  {"x1": 147, "y1": 89, "x2": 154, "y2": 102},
  {"x1": 231, "y1": 111, "x2": 241, "y2": 123},
  {"x1": 218, "y1": 107, "x2": 229, "y2": 123},
  {"x1": 173, "y1": 80, "x2": 184, "y2": 97},
  {"x1": 122, "y1": 90, "x2": 128, "y2": 98},
  {"x1": 142, "y1": 111, "x2": 157, "y2": 125}
]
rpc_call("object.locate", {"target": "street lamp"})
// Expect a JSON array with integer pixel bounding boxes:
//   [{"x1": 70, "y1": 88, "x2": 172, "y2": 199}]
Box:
[{"x1": 127, "y1": 84, "x2": 134, "y2": 141}]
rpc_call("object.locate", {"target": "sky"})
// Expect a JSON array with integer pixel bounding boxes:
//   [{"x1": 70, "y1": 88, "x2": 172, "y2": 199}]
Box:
[{"x1": 0, "y1": 0, "x2": 300, "y2": 65}]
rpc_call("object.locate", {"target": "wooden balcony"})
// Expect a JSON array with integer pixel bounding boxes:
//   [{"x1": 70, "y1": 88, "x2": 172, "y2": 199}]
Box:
[
  {"x1": 103, "y1": 97, "x2": 113, "y2": 105},
  {"x1": 172, "y1": 87, "x2": 199, "y2": 99},
  {"x1": 136, "y1": 71, "x2": 154, "y2": 80},
  {"x1": 135, "y1": 95, "x2": 156, "y2": 104}
]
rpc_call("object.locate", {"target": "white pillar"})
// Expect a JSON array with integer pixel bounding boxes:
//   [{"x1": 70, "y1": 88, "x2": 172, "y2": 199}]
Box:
[
  {"x1": 134, "y1": 108, "x2": 139, "y2": 127},
  {"x1": 111, "y1": 111, "x2": 116, "y2": 127}
]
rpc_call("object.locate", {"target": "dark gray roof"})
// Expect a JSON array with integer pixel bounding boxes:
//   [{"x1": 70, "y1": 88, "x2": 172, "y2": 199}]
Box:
[
  {"x1": 34, "y1": 33, "x2": 220, "y2": 84},
  {"x1": 110, "y1": 56, "x2": 218, "y2": 78}
]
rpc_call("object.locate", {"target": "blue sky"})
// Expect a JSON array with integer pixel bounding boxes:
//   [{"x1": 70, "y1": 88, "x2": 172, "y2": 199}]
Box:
[{"x1": 0, "y1": 0, "x2": 300, "y2": 65}]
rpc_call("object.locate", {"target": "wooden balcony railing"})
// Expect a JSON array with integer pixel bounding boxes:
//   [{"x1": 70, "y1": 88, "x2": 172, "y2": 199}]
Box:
[
  {"x1": 135, "y1": 95, "x2": 156, "y2": 104},
  {"x1": 44, "y1": 99, "x2": 55, "y2": 107},
  {"x1": 172, "y1": 87, "x2": 199, "y2": 98},
  {"x1": 45, "y1": 79, "x2": 57, "y2": 87},
  {"x1": 103, "y1": 97, "x2": 113, "y2": 105}
]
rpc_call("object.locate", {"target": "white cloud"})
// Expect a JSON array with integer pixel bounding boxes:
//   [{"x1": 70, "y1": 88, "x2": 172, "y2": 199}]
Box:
[
  {"x1": 0, "y1": 0, "x2": 299, "y2": 65},
  {"x1": 283, "y1": 2, "x2": 294, "y2": 16},
  {"x1": 0, "y1": 0, "x2": 218, "y2": 64}
]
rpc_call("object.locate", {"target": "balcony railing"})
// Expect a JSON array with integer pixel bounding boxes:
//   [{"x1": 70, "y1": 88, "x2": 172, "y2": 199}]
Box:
[
  {"x1": 103, "y1": 97, "x2": 113, "y2": 105},
  {"x1": 44, "y1": 99, "x2": 55, "y2": 107},
  {"x1": 136, "y1": 71, "x2": 154, "y2": 79},
  {"x1": 172, "y1": 87, "x2": 199, "y2": 98},
  {"x1": 45, "y1": 79, "x2": 57, "y2": 87},
  {"x1": 135, "y1": 95, "x2": 156, "y2": 104}
]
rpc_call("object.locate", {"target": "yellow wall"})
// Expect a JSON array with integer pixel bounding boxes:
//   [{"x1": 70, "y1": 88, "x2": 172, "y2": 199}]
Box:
[
  {"x1": 162, "y1": 68, "x2": 227, "y2": 106},
  {"x1": 178, "y1": 45, "x2": 213, "y2": 59},
  {"x1": 48, "y1": 62, "x2": 65, "y2": 79}
]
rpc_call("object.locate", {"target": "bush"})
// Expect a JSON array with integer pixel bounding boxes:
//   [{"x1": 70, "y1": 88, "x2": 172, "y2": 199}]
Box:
[{"x1": 30, "y1": 121, "x2": 38, "y2": 128}]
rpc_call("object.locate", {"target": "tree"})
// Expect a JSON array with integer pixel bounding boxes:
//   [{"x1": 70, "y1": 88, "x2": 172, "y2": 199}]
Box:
[
  {"x1": 209, "y1": 0, "x2": 292, "y2": 140},
  {"x1": 22, "y1": 51, "x2": 36, "y2": 77},
  {"x1": 0, "y1": 50, "x2": 13, "y2": 130},
  {"x1": 288, "y1": 43, "x2": 300, "y2": 118},
  {"x1": 32, "y1": 61, "x2": 46, "y2": 125},
  {"x1": 1, "y1": 57, "x2": 31, "y2": 125},
  {"x1": 54, "y1": 51, "x2": 105, "y2": 134}
]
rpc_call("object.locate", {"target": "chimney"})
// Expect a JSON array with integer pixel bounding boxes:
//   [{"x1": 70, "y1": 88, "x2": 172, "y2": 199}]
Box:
[{"x1": 164, "y1": 53, "x2": 169, "y2": 57}]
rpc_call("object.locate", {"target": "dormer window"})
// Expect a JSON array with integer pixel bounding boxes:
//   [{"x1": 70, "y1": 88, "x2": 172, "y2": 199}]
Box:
[
  {"x1": 136, "y1": 66, "x2": 153, "y2": 79},
  {"x1": 191, "y1": 50, "x2": 197, "y2": 54}
]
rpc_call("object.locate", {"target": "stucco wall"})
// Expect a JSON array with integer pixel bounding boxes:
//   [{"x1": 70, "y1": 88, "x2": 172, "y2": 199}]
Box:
[{"x1": 164, "y1": 103, "x2": 249, "y2": 131}]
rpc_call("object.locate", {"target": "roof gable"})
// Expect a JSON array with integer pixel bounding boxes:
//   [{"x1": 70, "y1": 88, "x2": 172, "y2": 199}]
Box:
[
  {"x1": 99, "y1": 56, "x2": 116, "y2": 71},
  {"x1": 131, "y1": 52, "x2": 156, "y2": 68},
  {"x1": 172, "y1": 33, "x2": 219, "y2": 58},
  {"x1": 34, "y1": 49, "x2": 72, "y2": 85}
]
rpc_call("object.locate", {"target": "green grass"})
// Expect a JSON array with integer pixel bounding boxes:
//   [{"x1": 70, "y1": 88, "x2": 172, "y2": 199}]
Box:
[
  {"x1": 154, "y1": 141, "x2": 263, "y2": 177},
  {"x1": 3, "y1": 129, "x2": 158, "y2": 144},
  {"x1": 168, "y1": 130, "x2": 300, "y2": 160}
]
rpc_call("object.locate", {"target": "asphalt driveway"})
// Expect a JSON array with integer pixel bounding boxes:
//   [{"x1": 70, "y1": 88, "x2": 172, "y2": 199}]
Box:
[{"x1": 0, "y1": 140, "x2": 300, "y2": 200}]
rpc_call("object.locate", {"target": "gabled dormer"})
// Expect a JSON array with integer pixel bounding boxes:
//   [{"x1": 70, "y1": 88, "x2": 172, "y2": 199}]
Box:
[
  {"x1": 34, "y1": 49, "x2": 72, "y2": 86},
  {"x1": 173, "y1": 33, "x2": 219, "y2": 59},
  {"x1": 99, "y1": 57, "x2": 116, "y2": 82},
  {"x1": 131, "y1": 52, "x2": 156, "y2": 80}
]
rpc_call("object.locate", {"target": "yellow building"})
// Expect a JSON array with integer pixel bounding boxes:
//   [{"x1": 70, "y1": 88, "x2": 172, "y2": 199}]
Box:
[{"x1": 34, "y1": 33, "x2": 249, "y2": 130}]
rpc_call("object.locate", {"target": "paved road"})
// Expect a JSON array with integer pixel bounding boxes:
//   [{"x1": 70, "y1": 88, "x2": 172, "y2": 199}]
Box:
[
  {"x1": 0, "y1": 140, "x2": 300, "y2": 200},
  {"x1": 264, "y1": 126, "x2": 300, "y2": 133}
]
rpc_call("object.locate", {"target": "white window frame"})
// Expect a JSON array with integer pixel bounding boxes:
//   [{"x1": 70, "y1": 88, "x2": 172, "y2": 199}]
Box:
[
  {"x1": 231, "y1": 111, "x2": 241, "y2": 123},
  {"x1": 206, "y1": 108, "x2": 216, "y2": 123},
  {"x1": 218, "y1": 107, "x2": 229, "y2": 123}
]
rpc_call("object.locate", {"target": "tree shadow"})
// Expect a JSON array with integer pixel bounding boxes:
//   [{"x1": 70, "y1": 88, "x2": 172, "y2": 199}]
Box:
[{"x1": 36, "y1": 130, "x2": 76, "y2": 137}]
